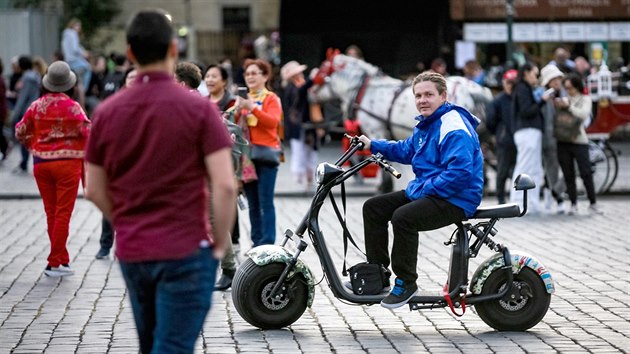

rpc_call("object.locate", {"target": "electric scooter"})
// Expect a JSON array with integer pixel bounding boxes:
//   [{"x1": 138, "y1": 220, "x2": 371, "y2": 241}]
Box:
[{"x1": 232, "y1": 135, "x2": 554, "y2": 331}]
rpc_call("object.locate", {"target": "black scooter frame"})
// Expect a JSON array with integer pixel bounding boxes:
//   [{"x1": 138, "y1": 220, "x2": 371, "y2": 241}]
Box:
[{"x1": 273, "y1": 137, "x2": 524, "y2": 311}]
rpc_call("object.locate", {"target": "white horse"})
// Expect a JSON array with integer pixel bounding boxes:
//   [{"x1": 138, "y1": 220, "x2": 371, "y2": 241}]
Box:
[{"x1": 309, "y1": 50, "x2": 494, "y2": 141}]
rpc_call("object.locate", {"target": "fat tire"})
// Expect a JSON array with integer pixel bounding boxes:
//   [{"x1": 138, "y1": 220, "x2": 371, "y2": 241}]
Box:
[
  {"x1": 232, "y1": 258, "x2": 308, "y2": 329},
  {"x1": 475, "y1": 267, "x2": 551, "y2": 331}
]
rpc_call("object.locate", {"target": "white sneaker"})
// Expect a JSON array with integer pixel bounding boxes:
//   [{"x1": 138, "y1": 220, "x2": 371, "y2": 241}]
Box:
[
  {"x1": 556, "y1": 201, "x2": 565, "y2": 215},
  {"x1": 567, "y1": 204, "x2": 578, "y2": 215},
  {"x1": 59, "y1": 264, "x2": 75, "y2": 274},
  {"x1": 44, "y1": 265, "x2": 74, "y2": 277},
  {"x1": 588, "y1": 204, "x2": 604, "y2": 215}
]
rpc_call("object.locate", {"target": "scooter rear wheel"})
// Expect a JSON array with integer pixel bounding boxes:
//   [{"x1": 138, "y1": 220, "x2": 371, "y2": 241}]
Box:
[
  {"x1": 232, "y1": 258, "x2": 308, "y2": 329},
  {"x1": 475, "y1": 267, "x2": 551, "y2": 331}
]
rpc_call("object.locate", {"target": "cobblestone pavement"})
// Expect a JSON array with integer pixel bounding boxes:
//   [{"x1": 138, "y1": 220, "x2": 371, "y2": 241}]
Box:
[{"x1": 1, "y1": 195, "x2": 629, "y2": 353}]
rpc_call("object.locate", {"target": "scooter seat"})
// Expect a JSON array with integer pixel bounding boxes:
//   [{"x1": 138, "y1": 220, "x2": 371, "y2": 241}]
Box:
[{"x1": 470, "y1": 203, "x2": 521, "y2": 219}]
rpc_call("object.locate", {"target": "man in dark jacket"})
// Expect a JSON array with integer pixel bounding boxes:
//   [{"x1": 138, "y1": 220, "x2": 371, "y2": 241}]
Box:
[
  {"x1": 486, "y1": 69, "x2": 517, "y2": 204},
  {"x1": 510, "y1": 63, "x2": 553, "y2": 214},
  {"x1": 11, "y1": 55, "x2": 41, "y2": 173}
]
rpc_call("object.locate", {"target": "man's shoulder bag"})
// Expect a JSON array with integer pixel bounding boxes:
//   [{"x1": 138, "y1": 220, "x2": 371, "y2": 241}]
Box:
[{"x1": 348, "y1": 262, "x2": 388, "y2": 295}]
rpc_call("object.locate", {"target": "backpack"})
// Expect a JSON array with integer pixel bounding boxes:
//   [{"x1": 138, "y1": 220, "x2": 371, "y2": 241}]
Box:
[
  {"x1": 100, "y1": 71, "x2": 125, "y2": 100},
  {"x1": 222, "y1": 109, "x2": 249, "y2": 179}
]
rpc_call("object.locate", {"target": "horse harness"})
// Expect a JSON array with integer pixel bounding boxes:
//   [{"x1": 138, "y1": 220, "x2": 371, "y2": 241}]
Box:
[{"x1": 347, "y1": 73, "x2": 414, "y2": 137}]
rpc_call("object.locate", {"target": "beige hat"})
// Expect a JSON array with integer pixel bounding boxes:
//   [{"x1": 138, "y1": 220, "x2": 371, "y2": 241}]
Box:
[
  {"x1": 280, "y1": 60, "x2": 307, "y2": 82},
  {"x1": 540, "y1": 64, "x2": 564, "y2": 87},
  {"x1": 43, "y1": 61, "x2": 77, "y2": 92}
]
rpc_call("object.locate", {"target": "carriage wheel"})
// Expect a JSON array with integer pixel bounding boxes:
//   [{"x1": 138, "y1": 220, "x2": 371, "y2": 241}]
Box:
[
  {"x1": 587, "y1": 140, "x2": 610, "y2": 195},
  {"x1": 602, "y1": 141, "x2": 619, "y2": 193}
]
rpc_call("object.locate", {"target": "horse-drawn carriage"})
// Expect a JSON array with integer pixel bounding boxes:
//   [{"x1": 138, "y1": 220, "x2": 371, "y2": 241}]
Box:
[
  {"x1": 308, "y1": 49, "x2": 494, "y2": 193},
  {"x1": 308, "y1": 49, "x2": 625, "y2": 195}
]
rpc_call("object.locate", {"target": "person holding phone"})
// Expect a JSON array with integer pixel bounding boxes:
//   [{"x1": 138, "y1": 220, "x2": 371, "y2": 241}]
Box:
[
  {"x1": 203, "y1": 63, "x2": 243, "y2": 291},
  {"x1": 234, "y1": 58, "x2": 283, "y2": 247},
  {"x1": 510, "y1": 63, "x2": 552, "y2": 215},
  {"x1": 539, "y1": 64, "x2": 567, "y2": 214}
]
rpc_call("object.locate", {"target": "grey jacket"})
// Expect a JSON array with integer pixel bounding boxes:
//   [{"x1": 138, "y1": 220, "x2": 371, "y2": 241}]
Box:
[{"x1": 11, "y1": 70, "x2": 41, "y2": 125}]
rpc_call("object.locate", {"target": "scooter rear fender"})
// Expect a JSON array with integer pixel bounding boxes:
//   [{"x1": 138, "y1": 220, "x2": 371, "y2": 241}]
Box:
[
  {"x1": 246, "y1": 245, "x2": 316, "y2": 307},
  {"x1": 471, "y1": 251, "x2": 555, "y2": 295}
]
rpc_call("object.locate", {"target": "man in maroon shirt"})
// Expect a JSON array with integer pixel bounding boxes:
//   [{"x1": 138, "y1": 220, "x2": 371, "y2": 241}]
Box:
[{"x1": 85, "y1": 9, "x2": 235, "y2": 354}]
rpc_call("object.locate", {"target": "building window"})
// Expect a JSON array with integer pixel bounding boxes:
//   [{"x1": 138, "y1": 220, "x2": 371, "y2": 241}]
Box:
[{"x1": 223, "y1": 6, "x2": 250, "y2": 32}]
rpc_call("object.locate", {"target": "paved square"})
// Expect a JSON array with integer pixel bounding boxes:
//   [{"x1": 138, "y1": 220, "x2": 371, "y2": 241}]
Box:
[{"x1": 1, "y1": 196, "x2": 628, "y2": 353}]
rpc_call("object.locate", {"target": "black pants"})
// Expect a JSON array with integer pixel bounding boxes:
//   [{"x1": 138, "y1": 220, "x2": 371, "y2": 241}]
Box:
[
  {"x1": 232, "y1": 207, "x2": 240, "y2": 244},
  {"x1": 495, "y1": 144, "x2": 517, "y2": 204},
  {"x1": 0, "y1": 130, "x2": 8, "y2": 159},
  {"x1": 557, "y1": 142, "x2": 596, "y2": 205},
  {"x1": 363, "y1": 191, "x2": 465, "y2": 285},
  {"x1": 100, "y1": 217, "x2": 114, "y2": 249}
]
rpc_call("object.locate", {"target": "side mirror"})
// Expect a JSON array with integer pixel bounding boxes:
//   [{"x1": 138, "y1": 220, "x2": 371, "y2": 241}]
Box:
[{"x1": 514, "y1": 174, "x2": 536, "y2": 191}]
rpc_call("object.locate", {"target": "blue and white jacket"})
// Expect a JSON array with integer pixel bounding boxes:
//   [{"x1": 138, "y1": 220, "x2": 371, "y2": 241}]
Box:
[{"x1": 370, "y1": 102, "x2": 484, "y2": 217}]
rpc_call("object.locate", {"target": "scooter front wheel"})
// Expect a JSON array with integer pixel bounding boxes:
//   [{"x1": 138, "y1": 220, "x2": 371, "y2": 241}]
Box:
[
  {"x1": 232, "y1": 258, "x2": 308, "y2": 329},
  {"x1": 475, "y1": 267, "x2": 551, "y2": 331}
]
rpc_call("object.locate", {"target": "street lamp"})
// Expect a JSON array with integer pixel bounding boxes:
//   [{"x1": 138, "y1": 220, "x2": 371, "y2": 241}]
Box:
[{"x1": 506, "y1": 0, "x2": 514, "y2": 69}]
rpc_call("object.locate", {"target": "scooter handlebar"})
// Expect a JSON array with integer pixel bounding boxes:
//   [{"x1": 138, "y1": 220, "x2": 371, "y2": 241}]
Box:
[
  {"x1": 384, "y1": 164, "x2": 402, "y2": 179},
  {"x1": 373, "y1": 153, "x2": 402, "y2": 179},
  {"x1": 381, "y1": 161, "x2": 402, "y2": 179}
]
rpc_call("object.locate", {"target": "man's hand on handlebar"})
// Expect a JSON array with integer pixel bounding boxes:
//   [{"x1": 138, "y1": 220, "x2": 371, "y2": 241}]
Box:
[{"x1": 358, "y1": 135, "x2": 371, "y2": 151}]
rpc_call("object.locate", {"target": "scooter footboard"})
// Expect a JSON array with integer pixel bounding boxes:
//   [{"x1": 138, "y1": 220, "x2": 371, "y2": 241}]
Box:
[
  {"x1": 246, "y1": 245, "x2": 316, "y2": 306},
  {"x1": 470, "y1": 251, "x2": 555, "y2": 295}
]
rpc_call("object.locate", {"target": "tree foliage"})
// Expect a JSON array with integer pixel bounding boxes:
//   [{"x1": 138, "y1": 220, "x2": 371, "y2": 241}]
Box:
[{"x1": 12, "y1": 0, "x2": 120, "y2": 49}]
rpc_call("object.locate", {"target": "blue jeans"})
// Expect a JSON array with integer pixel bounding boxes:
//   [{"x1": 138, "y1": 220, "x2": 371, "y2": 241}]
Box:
[
  {"x1": 244, "y1": 162, "x2": 278, "y2": 246},
  {"x1": 119, "y1": 248, "x2": 218, "y2": 354},
  {"x1": 67, "y1": 58, "x2": 92, "y2": 92}
]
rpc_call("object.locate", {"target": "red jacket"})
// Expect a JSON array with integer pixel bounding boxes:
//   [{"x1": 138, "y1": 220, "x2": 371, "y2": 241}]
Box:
[{"x1": 15, "y1": 93, "x2": 90, "y2": 160}]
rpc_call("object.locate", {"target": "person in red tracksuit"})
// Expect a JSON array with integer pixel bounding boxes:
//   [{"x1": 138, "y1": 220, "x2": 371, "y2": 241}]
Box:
[{"x1": 15, "y1": 60, "x2": 90, "y2": 277}]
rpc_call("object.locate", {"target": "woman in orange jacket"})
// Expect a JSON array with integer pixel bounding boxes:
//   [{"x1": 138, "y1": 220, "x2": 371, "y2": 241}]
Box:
[{"x1": 235, "y1": 58, "x2": 283, "y2": 246}]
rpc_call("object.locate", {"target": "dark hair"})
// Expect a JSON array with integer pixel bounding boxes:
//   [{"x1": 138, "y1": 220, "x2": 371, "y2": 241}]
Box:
[
  {"x1": 431, "y1": 57, "x2": 446, "y2": 68},
  {"x1": 123, "y1": 67, "x2": 136, "y2": 82},
  {"x1": 175, "y1": 61, "x2": 202, "y2": 89},
  {"x1": 517, "y1": 62, "x2": 536, "y2": 82},
  {"x1": 18, "y1": 56, "x2": 33, "y2": 71},
  {"x1": 204, "y1": 64, "x2": 229, "y2": 82},
  {"x1": 112, "y1": 53, "x2": 127, "y2": 66},
  {"x1": 126, "y1": 9, "x2": 174, "y2": 65},
  {"x1": 564, "y1": 72, "x2": 584, "y2": 92}
]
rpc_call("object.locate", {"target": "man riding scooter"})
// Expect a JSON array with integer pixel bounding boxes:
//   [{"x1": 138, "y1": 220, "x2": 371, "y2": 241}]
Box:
[{"x1": 357, "y1": 71, "x2": 484, "y2": 309}]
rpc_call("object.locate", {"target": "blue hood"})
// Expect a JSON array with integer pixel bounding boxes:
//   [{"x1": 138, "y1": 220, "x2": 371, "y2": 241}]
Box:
[{"x1": 370, "y1": 102, "x2": 484, "y2": 216}]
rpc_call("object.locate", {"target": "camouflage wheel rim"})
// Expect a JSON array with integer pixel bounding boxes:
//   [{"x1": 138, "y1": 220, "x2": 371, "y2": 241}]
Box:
[{"x1": 261, "y1": 282, "x2": 290, "y2": 310}]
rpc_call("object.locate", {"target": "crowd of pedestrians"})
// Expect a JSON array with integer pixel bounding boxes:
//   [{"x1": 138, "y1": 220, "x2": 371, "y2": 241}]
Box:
[
  {"x1": 0, "y1": 6, "x2": 620, "y2": 351},
  {"x1": 482, "y1": 47, "x2": 605, "y2": 216},
  {"x1": 0, "y1": 8, "x2": 287, "y2": 352}
]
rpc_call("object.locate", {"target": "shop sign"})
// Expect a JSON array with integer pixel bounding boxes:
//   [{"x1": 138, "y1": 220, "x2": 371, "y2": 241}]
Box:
[
  {"x1": 561, "y1": 23, "x2": 585, "y2": 41},
  {"x1": 513, "y1": 23, "x2": 538, "y2": 41},
  {"x1": 536, "y1": 22, "x2": 561, "y2": 41},
  {"x1": 464, "y1": 21, "x2": 630, "y2": 42},
  {"x1": 451, "y1": 0, "x2": 630, "y2": 20},
  {"x1": 609, "y1": 22, "x2": 630, "y2": 40},
  {"x1": 585, "y1": 23, "x2": 609, "y2": 40}
]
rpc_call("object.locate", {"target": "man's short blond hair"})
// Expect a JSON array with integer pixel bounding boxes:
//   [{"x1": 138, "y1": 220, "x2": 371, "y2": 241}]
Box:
[{"x1": 412, "y1": 71, "x2": 447, "y2": 95}]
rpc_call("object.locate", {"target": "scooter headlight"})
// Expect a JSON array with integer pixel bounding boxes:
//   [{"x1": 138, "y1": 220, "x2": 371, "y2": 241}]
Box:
[{"x1": 316, "y1": 162, "x2": 344, "y2": 185}]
